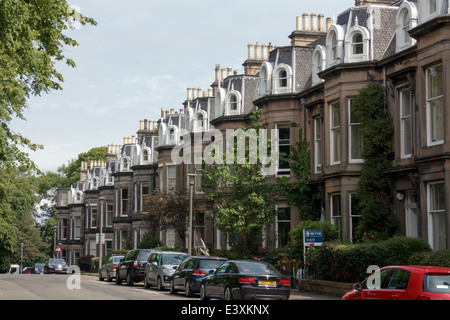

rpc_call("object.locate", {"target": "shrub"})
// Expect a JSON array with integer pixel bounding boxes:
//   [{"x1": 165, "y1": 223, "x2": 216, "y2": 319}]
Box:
[
  {"x1": 307, "y1": 237, "x2": 432, "y2": 283},
  {"x1": 409, "y1": 249, "x2": 450, "y2": 267},
  {"x1": 374, "y1": 236, "x2": 431, "y2": 266},
  {"x1": 137, "y1": 233, "x2": 161, "y2": 249}
]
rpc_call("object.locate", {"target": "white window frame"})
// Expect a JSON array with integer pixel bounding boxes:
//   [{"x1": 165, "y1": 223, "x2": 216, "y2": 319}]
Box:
[
  {"x1": 426, "y1": 64, "x2": 444, "y2": 146},
  {"x1": 258, "y1": 62, "x2": 272, "y2": 96},
  {"x1": 348, "y1": 99, "x2": 364, "y2": 163},
  {"x1": 275, "y1": 203, "x2": 291, "y2": 249},
  {"x1": 326, "y1": 25, "x2": 344, "y2": 67},
  {"x1": 344, "y1": 26, "x2": 370, "y2": 63},
  {"x1": 275, "y1": 123, "x2": 291, "y2": 176},
  {"x1": 427, "y1": 181, "x2": 446, "y2": 250},
  {"x1": 400, "y1": 88, "x2": 412, "y2": 158},
  {"x1": 312, "y1": 45, "x2": 326, "y2": 85},
  {"x1": 349, "y1": 193, "x2": 361, "y2": 242},
  {"x1": 404, "y1": 190, "x2": 418, "y2": 238},
  {"x1": 90, "y1": 205, "x2": 98, "y2": 229},
  {"x1": 272, "y1": 64, "x2": 293, "y2": 94},
  {"x1": 330, "y1": 102, "x2": 341, "y2": 165},
  {"x1": 314, "y1": 117, "x2": 322, "y2": 174},
  {"x1": 395, "y1": 2, "x2": 418, "y2": 53},
  {"x1": 225, "y1": 91, "x2": 242, "y2": 116},
  {"x1": 330, "y1": 194, "x2": 342, "y2": 238}
]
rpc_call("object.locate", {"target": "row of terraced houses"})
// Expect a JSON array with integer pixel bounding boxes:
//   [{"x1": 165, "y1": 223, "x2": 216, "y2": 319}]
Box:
[{"x1": 55, "y1": 0, "x2": 450, "y2": 265}]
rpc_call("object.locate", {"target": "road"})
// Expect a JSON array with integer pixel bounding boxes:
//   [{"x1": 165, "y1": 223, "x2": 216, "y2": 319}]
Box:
[{"x1": 0, "y1": 273, "x2": 337, "y2": 300}]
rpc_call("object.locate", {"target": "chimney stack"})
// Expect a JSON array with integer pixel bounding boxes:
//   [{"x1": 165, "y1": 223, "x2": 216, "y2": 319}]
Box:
[{"x1": 289, "y1": 13, "x2": 329, "y2": 46}]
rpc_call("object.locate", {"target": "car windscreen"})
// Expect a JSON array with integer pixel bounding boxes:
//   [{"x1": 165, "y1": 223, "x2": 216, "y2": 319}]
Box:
[
  {"x1": 49, "y1": 259, "x2": 66, "y2": 264},
  {"x1": 137, "y1": 251, "x2": 152, "y2": 262},
  {"x1": 198, "y1": 259, "x2": 226, "y2": 269},
  {"x1": 161, "y1": 253, "x2": 189, "y2": 265},
  {"x1": 237, "y1": 262, "x2": 279, "y2": 275},
  {"x1": 423, "y1": 274, "x2": 450, "y2": 293}
]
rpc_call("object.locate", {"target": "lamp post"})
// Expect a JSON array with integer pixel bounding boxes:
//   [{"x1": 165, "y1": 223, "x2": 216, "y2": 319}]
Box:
[
  {"x1": 20, "y1": 243, "x2": 23, "y2": 274},
  {"x1": 98, "y1": 196, "x2": 105, "y2": 273},
  {"x1": 187, "y1": 173, "x2": 196, "y2": 256}
]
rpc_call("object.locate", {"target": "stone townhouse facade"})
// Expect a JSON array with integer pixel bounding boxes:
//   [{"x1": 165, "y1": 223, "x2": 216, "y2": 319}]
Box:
[{"x1": 55, "y1": 0, "x2": 450, "y2": 265}]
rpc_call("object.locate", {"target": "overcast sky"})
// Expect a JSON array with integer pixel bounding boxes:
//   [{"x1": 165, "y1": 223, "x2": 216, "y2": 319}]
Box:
[{"x1": 12, "y1": 0, "x2": 355, "y2": 173}]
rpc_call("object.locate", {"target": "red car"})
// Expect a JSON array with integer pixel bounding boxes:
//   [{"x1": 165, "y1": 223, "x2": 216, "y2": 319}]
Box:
[{"x1": 342, "y1": 265, "x2": 450, "y2": 300}]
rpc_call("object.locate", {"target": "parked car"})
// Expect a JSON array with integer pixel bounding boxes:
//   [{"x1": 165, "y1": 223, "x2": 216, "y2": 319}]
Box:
[
  {"x1": 116, "y1": 249, "x2": 155, "y2": 286},
  {"x1": 44, "y1": 258, "x2": 68, "y2": 274},
  {"x1": 144, "y1": 251, "x2": 189, "y2": 290},
  {"x1": 99, "y1": 255, "x2": 124, "y2": 282},
  {"x1": 342, "y1": 265, "x2": 450, "y2": 300},
  {"x1": 33, "y1": 263, "x2": 45, "y2": 274},
  {"x1": 6, "y1": 264, "x2": 20, "y2": 274},
  {"x1": 170, "y1": 256, "x2": 228, "y2": 296},
  {"x1": 200, "y1": 260, "x2": 290, "y2": 300}
]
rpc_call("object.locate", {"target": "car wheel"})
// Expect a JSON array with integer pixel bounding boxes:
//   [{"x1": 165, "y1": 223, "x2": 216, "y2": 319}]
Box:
[
  {"x1": 224, "y1": 286, "x2": 233, "y2": 300},
  {"x1": 169, "y1": 279, "x2": 177, "y2": 294},
  {"x1": 99, "y1": 270, "x2": 104, "y2": 281},
  {"x1": 126, "y1": 271, "x2": 134, "y2": 286},
  {"x1": 156, "y1": 276, "x2": 163, "y2": 291},
  {"x1": 115, "y1": 273, "x2": 122, "y2": 285},
  {"x1": 144, "y1": 274, "x2": 150, "y2": 289},
  {"x1": 106, "y1": 271, "x2": 112, "y2": 282},
  {"x1": 200, "y1": 283, "x2": 210, "y2": 300},
  {"x1": 185, "y1": 280, "x2": 194, "y2": 297}
]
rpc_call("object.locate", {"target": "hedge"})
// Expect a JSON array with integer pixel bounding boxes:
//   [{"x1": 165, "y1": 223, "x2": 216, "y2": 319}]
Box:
[{"x1": 307, "y1": 237, "x2": 432, "y2": 283}]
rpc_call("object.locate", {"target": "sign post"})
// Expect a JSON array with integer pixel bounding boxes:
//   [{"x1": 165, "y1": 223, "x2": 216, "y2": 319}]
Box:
[{"x1": 302, "y1": 229, "x2": 323, "y2": 278}]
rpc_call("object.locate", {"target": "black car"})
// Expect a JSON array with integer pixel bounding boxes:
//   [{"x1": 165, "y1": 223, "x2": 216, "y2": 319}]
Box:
[
  {"x1": 200, "y1": 260, "x2": 290, "y2": 300},
  {"x1": 170, "y1": 256, "x2": 228, "y2": 297},
  {"x1": 44, "y1": 258, "x2": 68, "y2": 274},
  {"x1": 33, "y1": 263, "x2": 45, "y2": 274},
  {"x1": 116, "y1": 249, "x2": 156, "y2": 286}
]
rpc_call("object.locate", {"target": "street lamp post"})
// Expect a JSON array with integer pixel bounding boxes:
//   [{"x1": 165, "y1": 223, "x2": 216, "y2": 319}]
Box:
[
  {"x1": 187, "y1": 173, "x2": 196, "y2": 256},
  {"x1": 20, "y1": 243, "x2": 23, "y2": 274},
  {"x1": 98, "y1": 196, "x2": 105, "y2": 274}
]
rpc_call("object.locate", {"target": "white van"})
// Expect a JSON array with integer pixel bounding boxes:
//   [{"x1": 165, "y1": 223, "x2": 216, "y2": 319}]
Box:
[{"x1": 6, "y1": 264, "x2": 20, "y2": 274}]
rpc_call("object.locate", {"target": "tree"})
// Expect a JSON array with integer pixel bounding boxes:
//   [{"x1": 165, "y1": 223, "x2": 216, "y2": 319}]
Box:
[
  {"x1": 140, "y1": 189, "x2": 191, "y2": 245},
  {"x1": 58, "y1": 146, "x2": 108, "y2": 186},
  {"x1": 0, "y1": 0, "x2": 96, "y2": 170},
  {"x1": 0, "y1": 164, "x2": 48, "y2": 270},
  {"x1": 276, "y1": 128, "x2": 321, "y2": 221},
  {"x1": 352, "y1": 83, "x2": 398, "y2": 240},
  {"x1": 202, "y1": 110, "x2": 278, "y2": 258}
]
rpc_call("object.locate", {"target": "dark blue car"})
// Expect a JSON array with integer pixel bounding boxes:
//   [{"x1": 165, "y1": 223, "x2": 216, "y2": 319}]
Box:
[{"x1": 169, "y1": 256, "x2": 228, "y2": 297}]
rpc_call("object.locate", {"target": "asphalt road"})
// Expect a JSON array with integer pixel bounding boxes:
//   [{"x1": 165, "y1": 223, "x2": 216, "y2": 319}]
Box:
[{"x1": 0, "y1": 273, "x2": 337, "y2": 301}]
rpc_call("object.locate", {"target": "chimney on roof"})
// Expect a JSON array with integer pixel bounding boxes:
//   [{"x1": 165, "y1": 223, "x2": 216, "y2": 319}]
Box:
[
  {"x1": 289, "y1": 13, "x2": 329, "y2": 47},
  {"x1": 242, "y1": 42, "x2": 270, "y2": 76},
  {"x1": 355, "y1": 0, "x2": 391, "y2": 6}
]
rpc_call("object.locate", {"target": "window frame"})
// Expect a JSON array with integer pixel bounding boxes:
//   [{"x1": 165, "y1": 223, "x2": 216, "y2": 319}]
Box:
[
  {"x1": 330, "y1": 102, "x2": 341, "y2": 165},
  {"x1": 348, "y1": 98, "x2": 363, "y2": 163},
  {"x1": 426, "y1": 64, "x2": 444, "y2": 146},
  {"x1": 400, "y1": 88, "x2": 412, "y2": 158},
  {"x1": 427, "y1": 181, "x2": 446, "y2": 251}
]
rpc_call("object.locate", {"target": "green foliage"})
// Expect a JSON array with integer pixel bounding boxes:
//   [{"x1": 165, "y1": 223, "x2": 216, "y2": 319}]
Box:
[
  {"x1": 352, "y1": 83, "x2": 397, "y2": 240},
  {"x1": 0, "y1": 0, "x2": 96, "y2": 170},
  {"x1": 137, "y1": 233, "x2": 161, "y2": 249},
  {"x1": 373, "y1": 236, "x2": 431, "y2": 266},
  {"x1": 202, "y1": 109, "x2": 278, "y2": 258},
  {"x1": 58, "y1": 146, "x2": 108, "y2": 186},
  {"x1": 308, "y1": 237, "x2": 432, "y2": 283},
  {"x1": 409, "y1": 249, "x2": 450, "y2": 268},
  {"x1": 289, "y1": 220, "x2": 339, "y2": 260},
  {"x1": 276, "y1": 128, "x2": 321, "y2": 221},
  {"x1": 0, "y1": 165, "x2": 49, "y2": 270}
]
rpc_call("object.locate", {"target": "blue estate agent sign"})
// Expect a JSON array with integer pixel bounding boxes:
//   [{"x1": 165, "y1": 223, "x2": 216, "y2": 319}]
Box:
[{"x1": 303, "y1": 229, "x2": 323, "y2": 245}]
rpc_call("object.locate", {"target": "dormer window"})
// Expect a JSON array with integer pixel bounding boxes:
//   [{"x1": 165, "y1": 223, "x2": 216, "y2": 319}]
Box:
[
  {"x1": 278, "y1": 70, "x2": 288, "y2": 88},
  {"x1": 352, "y1": 33, "x2": 363, "y2": 55},
  {"x1": 121, "y1": 157, "x2": 130, "y2": 172},
  {"x1": 396, "y1": 1, "x2": 418, "y2": 53},
  {"x1": 312, "y1": 45, "x2": 326, "y2": 85},
  {"x1": 272, "y1": 64, "x2": 292, "y2": 94},
  {"x1": 169, "y1": 128, "x2": 175, "y2": 143},
  {"x1": 92, "y1": 177, "x2": 99, "y2": 190},
  {"x1": 344, "y1": 25, "x2": 370, "y2": 63},
  {"x1": 225, "y1": 91, "x2": 241, "y2": 115},
  {"x1": 229, "y1": 94, "x2": 237, "y2": 111},
  {"x1": 326, "y1": 25, "x2": 344, "y2": 67},
  {"x1": 258, "y1": 62, "x2": 272, "y2": 97},
  {"x1": 193, "y1": 111, "x2": 208, "y2": 131},
  {"x1": 419, "y1": 0, "x2": 444, "y2": 24}
]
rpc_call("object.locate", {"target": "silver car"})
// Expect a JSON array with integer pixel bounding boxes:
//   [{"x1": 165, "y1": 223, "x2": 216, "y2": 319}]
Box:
[
  {"x1": 99, "y1": 255, "x2": 124, "y2": 282},
  {"x1": 144, "y1": 251, "x2": 189, "y2": 290}
]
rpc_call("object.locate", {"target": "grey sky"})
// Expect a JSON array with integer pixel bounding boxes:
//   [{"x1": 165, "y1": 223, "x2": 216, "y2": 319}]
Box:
[{"x1": 12, "y1": 0, "x2": 355, "y2": 173}]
